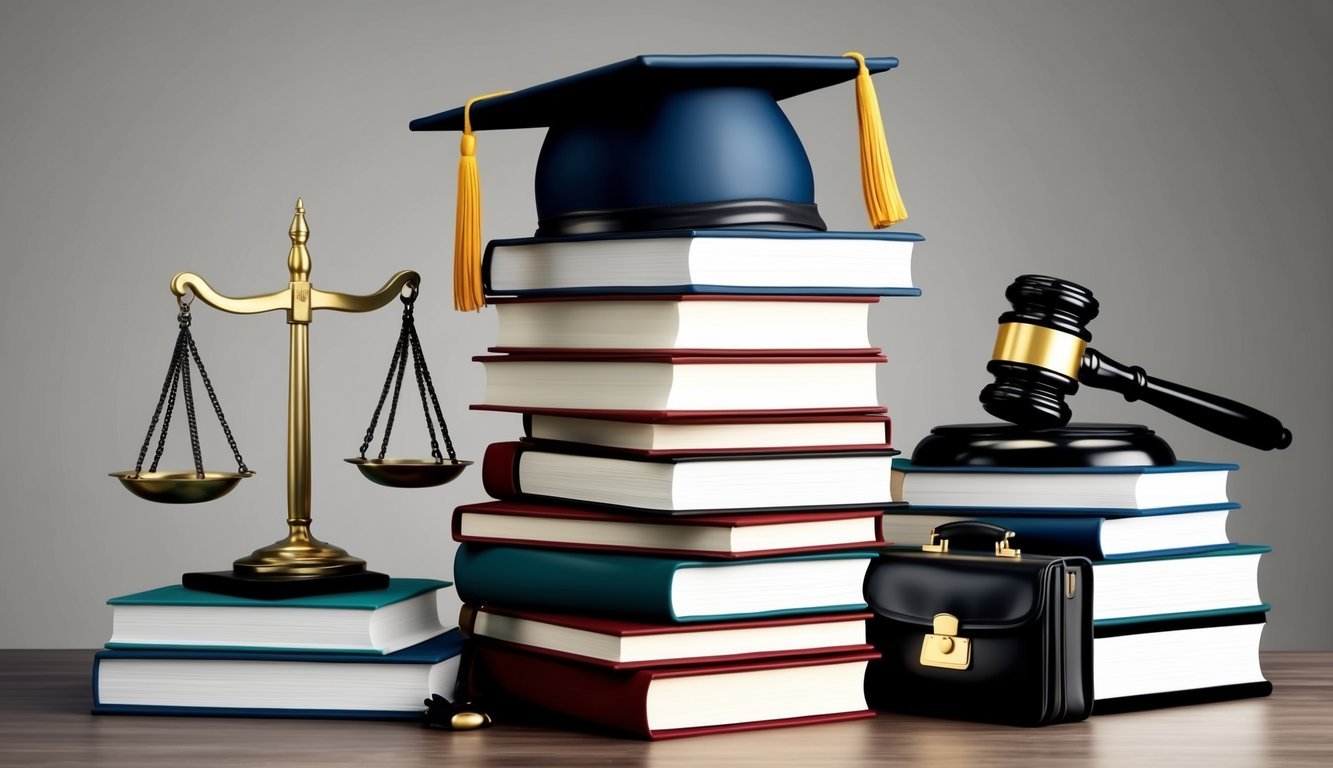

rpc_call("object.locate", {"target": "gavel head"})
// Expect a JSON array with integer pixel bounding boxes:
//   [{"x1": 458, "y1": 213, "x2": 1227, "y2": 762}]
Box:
[{"x1": 980, "y1": 275, "x2": 1100, "y2": 427}]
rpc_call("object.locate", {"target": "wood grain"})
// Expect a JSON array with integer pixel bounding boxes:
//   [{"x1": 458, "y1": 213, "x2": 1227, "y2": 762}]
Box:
[{"x1": 2, "y1": 651, "x2": 1330, "y2": 767}]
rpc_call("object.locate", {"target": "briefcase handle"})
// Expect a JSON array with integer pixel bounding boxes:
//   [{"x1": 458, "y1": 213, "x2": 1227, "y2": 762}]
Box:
[{"x1": 923, "y1": 520, "x2": 1021, "y2": 558}]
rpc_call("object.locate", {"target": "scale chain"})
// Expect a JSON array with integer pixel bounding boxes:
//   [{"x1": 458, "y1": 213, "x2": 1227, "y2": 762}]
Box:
[
  {"x1": 135, "y1": 327, "x2": 187, "y2": 476},
  {"x1": 148, "y1": 331, "x2": 187, "y2": 474},
  {"x1": 409, "y1": 324, "x2": 442, "y2": 462},
  {"x1": 358, "y1": 294, "x2": 459, "y2": 465},
  {"x1": 186, "y1": 335, "x2": 250, "y2": 474},
  {"x1": 180, "y1": 331, "x2": 204, "y2": 479},
  {"x1": 378, "y1": 318, "x2": 413, "y2": 460},
  {"x1": 135, "y1": 301, "x2": 249, "y2": 479},
  {"x1": 409, "y1": 321, "x2": 458, "y2": 463},
  {"x1": 358, "y1": 321, "x2": 405, "y2": 459}
]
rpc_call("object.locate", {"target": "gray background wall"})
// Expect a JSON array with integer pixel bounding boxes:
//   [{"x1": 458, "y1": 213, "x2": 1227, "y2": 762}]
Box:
[{"x1": 1, "y1": 0, "x2": 1328, "y2": 649}]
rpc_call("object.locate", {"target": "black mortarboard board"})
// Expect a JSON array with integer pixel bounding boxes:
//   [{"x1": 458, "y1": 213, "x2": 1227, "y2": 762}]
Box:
[{"x1": 411, "y1": 53, "x2": 908, "y2": 310}]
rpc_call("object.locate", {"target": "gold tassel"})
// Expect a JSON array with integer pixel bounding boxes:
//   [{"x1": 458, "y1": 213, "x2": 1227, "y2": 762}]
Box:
[
  {"x1": 454, "y1": 91, "x2": 512, "y2": 312},
  {"x1": 843, "y1": 52, "x2": 907, "y2": 228}
]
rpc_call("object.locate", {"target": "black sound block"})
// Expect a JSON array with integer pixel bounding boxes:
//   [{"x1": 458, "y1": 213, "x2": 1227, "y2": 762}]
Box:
[
  {"x1": 910, "y1": 423, "x2": 1177, "y2": 468},
  {"x1": 181, "y1": 570, "x2": 391, "y2": 600}
]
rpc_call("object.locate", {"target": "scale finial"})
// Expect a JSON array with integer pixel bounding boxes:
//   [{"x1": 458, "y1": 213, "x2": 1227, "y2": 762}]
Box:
[{"x1": 288, "y1": 197, "x2": 311, "y2": 280}]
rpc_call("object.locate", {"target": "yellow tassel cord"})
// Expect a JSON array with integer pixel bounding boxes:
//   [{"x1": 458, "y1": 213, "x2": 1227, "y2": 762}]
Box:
[
  {"x1": 843, "y1": 52, "x2": 907, "y2": 228},
  {"x1": 454, "y1": 90, "x2": 512, "y2": 312}
]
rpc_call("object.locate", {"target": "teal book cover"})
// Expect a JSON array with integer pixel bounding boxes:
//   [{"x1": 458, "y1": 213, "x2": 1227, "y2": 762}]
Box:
[
  {"x1": 453, "y1": 544, "x2": 873, "y2": 623},
  {"x1": 107, "y1": 578, "x2": 449, "y2": 609}
]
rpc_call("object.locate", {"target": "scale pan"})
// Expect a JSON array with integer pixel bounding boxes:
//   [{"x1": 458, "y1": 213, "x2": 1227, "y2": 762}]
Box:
[
  {"x1": 345, "y1": 458, "x2": 472, "y2": 488},
  {"x1": 110, "y1": 470, "x2": 254, "y2": 504}
]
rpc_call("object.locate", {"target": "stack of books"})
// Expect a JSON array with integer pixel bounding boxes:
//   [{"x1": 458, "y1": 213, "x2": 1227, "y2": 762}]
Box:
[
  {"x1": 91, "y1": 578, "x2": 465, "y2": 719},
  {"x1": 888, "y1": 459, "x2": 1272, "y2": 712},
  {"x1": 452, "y1": 228, "x2": 922, "y2": 739}
]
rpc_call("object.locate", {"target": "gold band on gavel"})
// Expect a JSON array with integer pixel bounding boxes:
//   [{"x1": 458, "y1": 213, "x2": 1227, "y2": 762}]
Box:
[{"x1": 991, "y1": 322, "x2": 1087, "y2": 379}]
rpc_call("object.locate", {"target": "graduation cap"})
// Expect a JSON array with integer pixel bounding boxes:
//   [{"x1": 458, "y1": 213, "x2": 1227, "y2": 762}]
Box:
[{"x1": 411, "y1": 53, "x2": 908, "y2": 311}]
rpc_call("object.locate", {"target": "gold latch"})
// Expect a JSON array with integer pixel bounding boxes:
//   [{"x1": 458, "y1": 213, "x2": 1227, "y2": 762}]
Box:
[
  {"x1": 921, "y1": 531, "x2": 949, "y2": 553},
  {"x1": 920, "y1": 613, "x2": 971, "y2": 670},
  {"x1": 921, "y1": 528, "x2": 1020, "y2": 558}
]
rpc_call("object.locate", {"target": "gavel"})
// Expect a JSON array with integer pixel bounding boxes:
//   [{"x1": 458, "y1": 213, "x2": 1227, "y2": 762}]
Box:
[{"x1": 980, "y1": 274, "x2": 1292, "y2": 451}]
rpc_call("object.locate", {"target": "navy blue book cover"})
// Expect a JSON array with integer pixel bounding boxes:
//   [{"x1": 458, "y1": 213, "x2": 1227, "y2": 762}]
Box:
[{"x1": 92, "y1": 629, "x2": 463, "y2": 719}]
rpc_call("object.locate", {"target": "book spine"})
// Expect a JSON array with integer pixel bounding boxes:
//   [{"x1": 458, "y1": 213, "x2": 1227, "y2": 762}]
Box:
[
  {"x1": 453, "y1": 544, "x2": 680, "y2": 621},
  {"x1": 482, "y1": 441, "x2": 526, "y2": 500},
  {"x1": 477, "y1": 643, "x2": 653, "y2": 737}
]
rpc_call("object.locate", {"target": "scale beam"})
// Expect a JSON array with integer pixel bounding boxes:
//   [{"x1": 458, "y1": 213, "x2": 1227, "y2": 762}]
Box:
[{"x1": 169, "y1": 274, "x2": 291, "y2": 316}]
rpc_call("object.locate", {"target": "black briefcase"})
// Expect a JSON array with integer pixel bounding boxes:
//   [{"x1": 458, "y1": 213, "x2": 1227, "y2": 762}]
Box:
[{"x1": 864, "y1": 521, "x2": 1093, "y2": 726}]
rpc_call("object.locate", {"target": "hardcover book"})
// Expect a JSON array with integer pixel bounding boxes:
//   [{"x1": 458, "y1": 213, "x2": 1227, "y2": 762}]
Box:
[
  {"x1": 482, "y1": 441, "x2": 899, "y2": 515},
  {"x1": 482, "y1": 229, "x2": 921, "y2": 297},
  {"x1": 92, "y1": 629, "x2": 464, "y2": 719},
  {"x1": 474, "y1": 352, "x2": 886, "y2": 416},
  {"x1": 466, "y1": 606, "x2": 873, "y2": 669},
  {"x1": 521, "y1": 411, "x2": 892, "y2": 456},
  {"x1": 105, "y1": 578, "x2": 449, "y2": 654},
  {"x1": 880, "y1": 507, "x2": 1234, "y2": 559},
  {"x1": 454, "y1": 500, "x2": 886, "y2": 557},
  {"x1": 890, "y1": 459, "x2": 1235, "y2": 513},
  {"x1": 453, "y1": 544, "x2": 874, "y2": 623},
  {"x1": 1090, "y1": 544, "x2": 1267, "y2": 622},
  {"x1": 475, "y1": 643, "x2": 878, "y2": 739},
  {"x1": 1093, "y1": 608, "x2": 1271, "y2": 712},
  {"x1": 491, "y1": 294, "x2": 880, "y2": 353}
]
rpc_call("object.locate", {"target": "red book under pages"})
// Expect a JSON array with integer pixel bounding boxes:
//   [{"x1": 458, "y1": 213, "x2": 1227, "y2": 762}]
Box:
[
  {"x1": 519, "y1": 411, "x2": 892, "y2": 456},
  {"x1": 464, "y1": 605, "x2": 874, "y2": 669},
  {"x1": 475, "y1": 643, "x2": 879, "y2": 740},
  {"x1": 481, "y1": 441, "x2": 902, "y2": 516},
  {"x1": 452, "y1": 499, "x2": 886, "y2": 557}
]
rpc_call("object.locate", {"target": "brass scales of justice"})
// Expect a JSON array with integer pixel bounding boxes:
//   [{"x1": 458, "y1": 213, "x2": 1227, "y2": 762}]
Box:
[{"x1": 110, "y1": 199, "x2": 471, "y2": 599}]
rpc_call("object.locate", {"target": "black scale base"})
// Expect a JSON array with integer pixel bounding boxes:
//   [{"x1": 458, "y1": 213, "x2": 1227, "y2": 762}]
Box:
[{"x1": 182, "y1": 570, "x2": 391, "y2": 600}]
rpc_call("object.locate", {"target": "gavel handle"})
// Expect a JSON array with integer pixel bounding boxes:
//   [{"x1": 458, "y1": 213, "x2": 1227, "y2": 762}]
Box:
[{"x1": 1081, "y1": 348, "x2": 1292, "y2": 451}]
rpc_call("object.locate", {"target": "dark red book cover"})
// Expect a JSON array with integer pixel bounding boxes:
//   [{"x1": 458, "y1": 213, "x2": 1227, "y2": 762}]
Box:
[
  {"x1": 518, "y1": 412, "x2": 893, "y2": 456},
  {"x1": 479, "y1": 441, "x2": 904, "y2": 517},
  {"x1": 489, "y1": 346, "x2": 882, "y2": 357},
  {"x1": 474, "y1": 404, "x2": 889, "y2": 419},
  {"x1": 475, "y1": 644, "x2": 879, "y2": 739},
  {"x1": 466, "y1": 606, "x2": 874, "y2": 669},
  {"x1": 452, "y1": 499, "x2": 887, "y2": 558},
  {"x1": 474, "y1": 351, "x2": 888, "y2": 365},
  {"x1": 520, "y1": 409, "x2": 889, "y2": 425}
]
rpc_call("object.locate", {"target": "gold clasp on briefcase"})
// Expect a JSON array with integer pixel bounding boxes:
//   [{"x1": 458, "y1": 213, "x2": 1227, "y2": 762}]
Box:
[
  {"x1": 921, "y1": 526, "x2": 1021, "y2": 558},
  {"x1": 920, "y1": 612, "x2": 971, "y2": 670}
]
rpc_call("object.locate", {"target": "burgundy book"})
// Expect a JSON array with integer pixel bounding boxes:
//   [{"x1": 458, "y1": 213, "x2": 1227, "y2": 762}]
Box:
[
  {"x1": 489, "y1": 346, "x2": 882, "y2": 356},
  {"x1": 475, "y1": 643, "x2": 879, "y2": 740},
  {"x1": 519, "y1": 411, "x2": 892, "y2": 456},
  {"x1": 452, "y1": 499, "x2": 887, "y2": 557},
  {"x1": 481, "y1": 441, "x2": 903, "y2": 516},
  {"x1": 464, "y1": 606, "x2": 874, "y2": 669}
]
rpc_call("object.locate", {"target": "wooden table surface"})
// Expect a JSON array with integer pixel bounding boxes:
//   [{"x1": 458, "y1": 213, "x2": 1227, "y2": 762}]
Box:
[{"x1": 3, "y1": 650, "x2": 1332, "y2": 767}]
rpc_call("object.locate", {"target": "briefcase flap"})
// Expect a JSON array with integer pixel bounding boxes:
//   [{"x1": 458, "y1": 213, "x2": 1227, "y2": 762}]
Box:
[{"x1": 866, "y1": 551, "x2": 1072, "y2": 630}]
